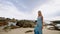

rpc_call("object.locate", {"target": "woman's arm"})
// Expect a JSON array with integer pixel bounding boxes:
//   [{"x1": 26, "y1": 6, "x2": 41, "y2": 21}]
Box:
[{"x1": 42, "y1": 16, "x2": 44, "y2": 29}]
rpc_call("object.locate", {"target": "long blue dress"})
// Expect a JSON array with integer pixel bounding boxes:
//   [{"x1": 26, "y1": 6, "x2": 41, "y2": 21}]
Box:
[{"x1": 34, "y1": 16, "x2": 42, "y2": 34}]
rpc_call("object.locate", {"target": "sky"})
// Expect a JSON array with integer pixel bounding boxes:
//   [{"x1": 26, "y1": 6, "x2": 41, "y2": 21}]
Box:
[{"x1": 0, "y1": 0, "x2": 60, "y2": 21}]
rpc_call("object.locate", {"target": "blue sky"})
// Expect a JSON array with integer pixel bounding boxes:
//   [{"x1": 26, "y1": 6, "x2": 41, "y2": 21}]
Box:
[{"x1": 0, "y1": 0, "x2": 60, "y2": 21}]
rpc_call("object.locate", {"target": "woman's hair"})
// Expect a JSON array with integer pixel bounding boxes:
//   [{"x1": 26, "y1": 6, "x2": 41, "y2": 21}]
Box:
[{"x1": 38, "y1": 10, "x2": 42, "y2": 17}]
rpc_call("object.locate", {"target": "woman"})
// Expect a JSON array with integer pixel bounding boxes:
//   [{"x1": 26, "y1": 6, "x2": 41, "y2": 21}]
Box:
[{"x1": 34, "y1": 11, "x2": 43, "y2": 34}]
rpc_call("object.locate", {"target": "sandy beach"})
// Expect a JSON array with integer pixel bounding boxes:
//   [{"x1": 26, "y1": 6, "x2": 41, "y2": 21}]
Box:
[
  {"x1": 0, "y1": 28, "x2": 34, "y2": 34},
  {"x1": 0, "y1": 27, "x2": 60, "y2": 34}
]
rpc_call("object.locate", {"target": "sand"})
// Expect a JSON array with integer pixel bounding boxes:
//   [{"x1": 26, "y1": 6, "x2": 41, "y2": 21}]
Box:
[
  {"x1": 0, "y1": 28, "x2": 34, "y2": 34},
  {"x1": 0, "y1": 27, "x2": 60, "y2": 34}
]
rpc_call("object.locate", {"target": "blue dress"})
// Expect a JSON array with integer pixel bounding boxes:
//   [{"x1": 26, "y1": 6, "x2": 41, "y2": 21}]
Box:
[{"x1": 34, "y1": 16, "x2": 42, "y2": 34}]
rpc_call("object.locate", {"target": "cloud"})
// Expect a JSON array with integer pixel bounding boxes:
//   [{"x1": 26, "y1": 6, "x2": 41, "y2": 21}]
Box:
[
  {"x1": 0, "y1": 0, "x2": 36, "y2": 20},
  {"x1": 33, "y1": 0, "x2": 60, "y2": 21},
  {"x1": 0, "y1": 0, "x2": 60, "y2": 20},
  {"x1": 0, "y1": 1, "x2": 27, "y2": 20}
]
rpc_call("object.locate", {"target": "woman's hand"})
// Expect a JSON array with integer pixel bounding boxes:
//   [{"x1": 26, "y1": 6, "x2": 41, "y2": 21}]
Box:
[{"x1": 42, "y1": 26, "x2": 43, "y2": 29}]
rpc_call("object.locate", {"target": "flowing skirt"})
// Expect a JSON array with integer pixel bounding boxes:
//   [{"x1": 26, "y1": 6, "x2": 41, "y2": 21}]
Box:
[{"x1": 34, "y1": 26, "x2": 42, "y2": 34}]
